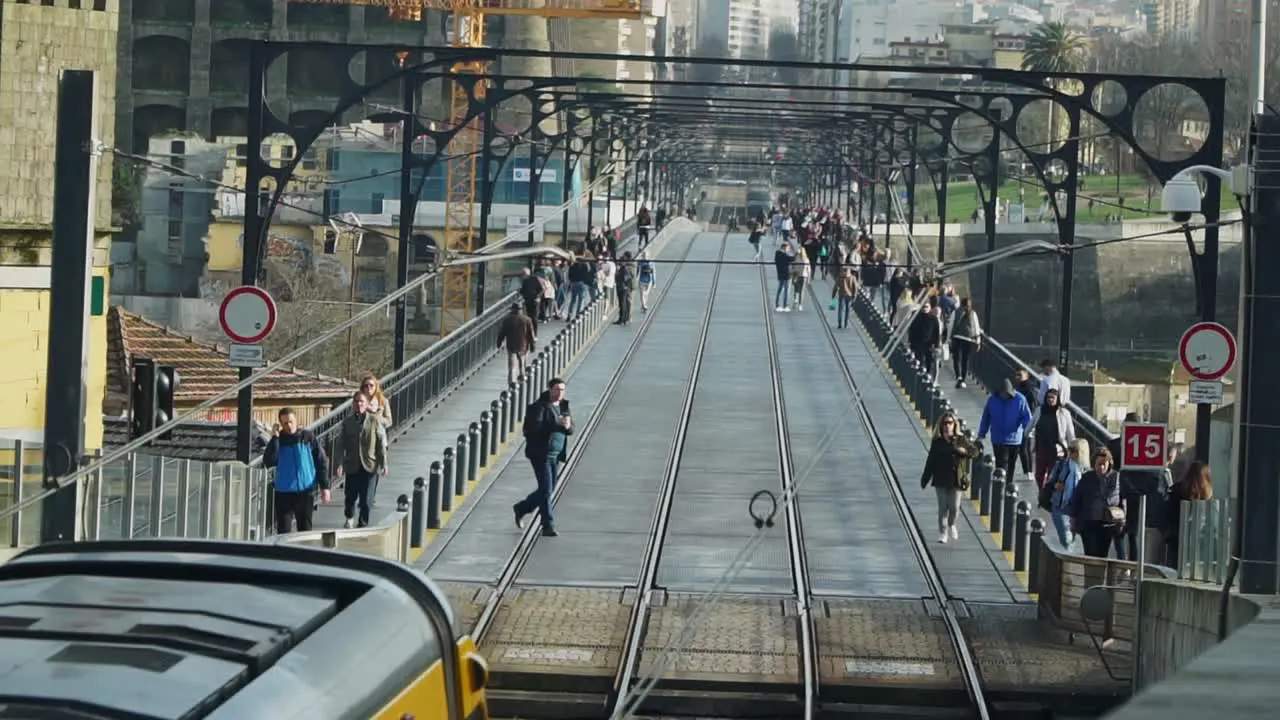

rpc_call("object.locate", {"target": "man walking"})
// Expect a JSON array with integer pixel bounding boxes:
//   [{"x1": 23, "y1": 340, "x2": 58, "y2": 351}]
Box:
[
  {"x1": 514, "y1": 377, "x2": 573, "y2": 537},
  {"x1": 498, "y1": 302, "x2": 536, "y2": 385},
  {"x1": 977, "y1": 378, "x2": 1034, "y2": 484},
  {"x1": 334, "y1": 393, "x2": 388, "y2": 529},
  {"x1": 262, "y1": 407, "x2": 330, "y2": 534},
  {"x1": 615, "y1": 251, "x2": 635, "y2": 325}
]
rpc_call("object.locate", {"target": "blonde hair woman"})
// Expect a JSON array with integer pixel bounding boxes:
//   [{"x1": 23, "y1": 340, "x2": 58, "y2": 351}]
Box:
[
  {"x1": 920, "y1": 411, "x2": 981, "y2": 544},
  {"x1": 360, "y1": 373, "x2": 393, "y2": 430},
  {"x1": 790, "y1": 246, "x2": 811, "y2": 310}
]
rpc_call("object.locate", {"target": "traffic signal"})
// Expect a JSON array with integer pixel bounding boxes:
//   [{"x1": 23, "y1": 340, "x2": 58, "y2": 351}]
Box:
[
  {"x1": 155, "y1": 366, "x2": 180, "y2": 441},
  {"x1": 129, "y1": 357, "x2": 157, "y2": 441}
]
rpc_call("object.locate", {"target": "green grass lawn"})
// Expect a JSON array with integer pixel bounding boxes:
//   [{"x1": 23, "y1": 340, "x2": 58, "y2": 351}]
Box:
[{"x1": 886, "y1": 174, "x2": 1241, "y2": 224}]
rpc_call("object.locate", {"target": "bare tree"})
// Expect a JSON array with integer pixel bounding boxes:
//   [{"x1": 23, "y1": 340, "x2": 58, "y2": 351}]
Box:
[{"x1": 262, "y1": 261, "x2": 395, "y2": 381}]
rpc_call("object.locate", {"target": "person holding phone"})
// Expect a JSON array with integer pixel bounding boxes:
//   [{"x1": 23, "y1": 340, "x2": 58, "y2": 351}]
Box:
[
  {"x1": 262, "y1": 408, "x2": 330, "y2": 534},
  {"x1": 514, "y1": 377, "x2": 573, "y2": 537}
]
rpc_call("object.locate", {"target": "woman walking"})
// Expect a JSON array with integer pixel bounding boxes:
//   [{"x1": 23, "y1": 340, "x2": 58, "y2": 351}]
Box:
[{"x1": 920, "y1": 411, "x2": 981, "y2": 544}]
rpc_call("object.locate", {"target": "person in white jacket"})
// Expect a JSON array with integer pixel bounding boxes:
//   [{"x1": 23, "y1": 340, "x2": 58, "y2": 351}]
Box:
[
  {"x1": 1038, "y1": 358, "x2": 1072, "y2": 409},
  {"x1": 597, "y1": 254, "x2": 617, "y2": 312},
  {"x1": 947, "y1": 297, "x2": 983, "y2": 388},
  {"x1": 1031, "y1": 387, "x2": 1077, "y2": 487}
]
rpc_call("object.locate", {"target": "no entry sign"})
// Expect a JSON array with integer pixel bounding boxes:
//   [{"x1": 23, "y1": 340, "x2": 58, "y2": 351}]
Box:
[
  {"x1": 219, "y1": 286, "x2": 277, "y2": 345},
  {"x1": 1178, "y1": 322, "x2": 1237, "y2": 381}
]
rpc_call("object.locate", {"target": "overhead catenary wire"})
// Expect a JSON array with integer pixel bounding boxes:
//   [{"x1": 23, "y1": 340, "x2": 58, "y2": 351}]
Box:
[{"x1": 0, "y1": 141, "x2": 669, "y2": 525}]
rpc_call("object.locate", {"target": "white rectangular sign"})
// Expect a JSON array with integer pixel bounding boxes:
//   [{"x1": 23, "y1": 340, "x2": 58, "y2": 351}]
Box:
[
  {"x1": 228, "y1": 343, "x2": 266, "y2": 368},
  {"x1": 512, "y1": 168, "x2": 557, "y2": 183},
  {"x1": 1188, "y1": 380, "x2": 1224, "y2": 405}
]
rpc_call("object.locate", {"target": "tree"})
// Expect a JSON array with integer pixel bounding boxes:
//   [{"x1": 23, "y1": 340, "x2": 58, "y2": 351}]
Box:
[
  {"x1": 768, "y1": 26, "x2": 802, "y2": 86},
  {"x1": 261, "y1": 260, "x2": 395, "y2": 381},
  {"x1": 1093, "y1": 36, "x2": 1202, "y2": 173},
  {"x1": 1193, "y1": 20, "x2": 1280, "y2": 160},
  {"x1": 1022, "y1": 22, "x2": 1088, "y2": 147}
]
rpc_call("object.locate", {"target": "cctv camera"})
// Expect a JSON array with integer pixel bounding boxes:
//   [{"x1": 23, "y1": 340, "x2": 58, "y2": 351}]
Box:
[{"x1": 1161, "y1": 174, "x2": 1202, "y2": 223}]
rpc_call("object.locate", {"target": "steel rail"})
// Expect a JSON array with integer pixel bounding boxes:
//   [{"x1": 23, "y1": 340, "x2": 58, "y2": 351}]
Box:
[
  {"x1": 606, "y1": 232, "x2": 729, "y2": 719},
  {"x1": 807, "y1": 283, "x2": 992, "y2": 720},
  {"x1": 471, "y1": 230, "x2": 710, "y2": 641},
  {"x1": 759, "y1": 263, "x2": 820, "y2": 719}
]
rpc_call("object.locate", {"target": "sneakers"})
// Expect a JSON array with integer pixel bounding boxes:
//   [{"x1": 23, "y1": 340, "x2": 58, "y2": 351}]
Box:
[
  {"x1": 949, "y1": 525, "x2": 959, "y2": 541},
  {"x1": 955, "y1": 379, "x2": 967, "y2": 389},
  {"x1": 541, "y1": 527, "x2": 558, "y2": 538},
  {"x1": 938, "y1": 531, "x2": 949, "y2": 544},
  {"x1": 343, "y1": 518, "x2": 355, "y2": 529},
  {"x1": 513, "y1": 504, "x2": 528, "y2": 530}
]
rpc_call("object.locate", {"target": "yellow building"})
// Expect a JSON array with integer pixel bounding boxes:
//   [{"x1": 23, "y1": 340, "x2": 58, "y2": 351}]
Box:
[{"x1": 0, "y1": 0, "x2": 120, "y2": 450}]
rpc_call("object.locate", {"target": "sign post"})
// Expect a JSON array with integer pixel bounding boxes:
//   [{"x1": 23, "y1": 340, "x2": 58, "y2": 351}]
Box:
[
  {"x1": 219, "y1": 286, "x2": 277, "y2": 368},
  {"x1": 1178, "y1": 321, "x2": 1237, "y2": 406},
  {"x1": 1121, "y1": 422, "x2": 1168, "y2": 471}
]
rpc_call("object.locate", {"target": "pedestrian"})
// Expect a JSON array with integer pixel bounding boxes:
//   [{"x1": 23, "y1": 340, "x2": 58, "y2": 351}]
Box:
[
  {"x1": 637, "y1": 251, "x2": 657, "y2": 312},
  {"x1": 262, "y1": 407, "x2": 330, "y2": 534},
  {"x1": 1068, "y1": 446, "x2": 1127, "y2": 559},
  {"x1": 831, "y1": 264, "x2": 858, "y2": 329},
  {"x1": 976, "y1": 378, "x2": 1033, "y2": 486},
  {"x1": 920, "y1": 411, "x2": 980, "y2": 544},
  {"x1": 615, "y1": 251, "x2": 635, "y2": 325},
  {"x1": 498, "y1": 302, "x2": 536, "y2": 385},
  {"x1": 514, "y1": 377, "x2": 573, "y2": 537},
  {"x1": 518, "y1": 267, "x2": 542, "y2": 336},
  {"x1": 334, "y1": 392, "x2": 389, "y2": 529}
]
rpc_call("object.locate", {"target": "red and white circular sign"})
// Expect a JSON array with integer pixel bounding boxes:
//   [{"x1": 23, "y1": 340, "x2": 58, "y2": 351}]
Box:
[
  {"x1": 1178, "y1": 321, "x2": 1236, "y2": 381},
  {"x1": 219, "y1": 286, "x2": 277, "y2": 345}
]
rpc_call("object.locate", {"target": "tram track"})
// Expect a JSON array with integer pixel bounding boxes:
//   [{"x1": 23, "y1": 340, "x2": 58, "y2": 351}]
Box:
[
  {"x1": 472, "y1": 230, "x2": 730, "y2": 645},
  {"x1": 806, "y1": 282, "x2": 992, "y2": 720},
  {"x1": 756, "y1": 263, "x2": 820, "y2": 719}
]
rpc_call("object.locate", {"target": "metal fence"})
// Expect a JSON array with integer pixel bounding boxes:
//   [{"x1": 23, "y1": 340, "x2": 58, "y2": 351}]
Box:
[
  {"x1": 1174, "y1": 498, "x2": 1235, "y2": 584},
  {"x1": 2, "y1": 439, "x2": 272, "y2": 549},
  {"x1": 2, "y1": 215, "x2": 643, "y2": 552}
]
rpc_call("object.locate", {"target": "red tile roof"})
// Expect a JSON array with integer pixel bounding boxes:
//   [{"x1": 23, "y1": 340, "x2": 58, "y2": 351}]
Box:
[{"x1": 106, "y1": 306, "x2": 354, "y2": 406}]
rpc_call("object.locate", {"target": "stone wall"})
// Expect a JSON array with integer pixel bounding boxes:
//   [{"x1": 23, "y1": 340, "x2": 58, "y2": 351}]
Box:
[
  {"x1": 879, "y1": 219, "x2": 1242, "y2": 363},
  {"x1": 0, "y1": 0, "x2": 119, "y2": 231},
  {"x1": 1133, "y1": 579, "x2": 1260, "y2": 690}
]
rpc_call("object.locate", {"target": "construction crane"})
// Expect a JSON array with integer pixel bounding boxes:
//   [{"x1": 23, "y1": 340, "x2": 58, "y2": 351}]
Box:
[{"x1": 289, "y1": 0, "x2": 649, "y2": 335}]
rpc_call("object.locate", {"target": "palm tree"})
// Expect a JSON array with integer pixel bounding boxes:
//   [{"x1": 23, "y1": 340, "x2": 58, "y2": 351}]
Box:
[{"x1": 1021, "y1": 22, "x2": 1088, "y2": 148}]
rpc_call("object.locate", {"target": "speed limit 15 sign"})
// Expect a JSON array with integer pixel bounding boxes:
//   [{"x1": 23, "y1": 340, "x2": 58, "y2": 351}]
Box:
[{"x1": 1121, "y1": 422, "x2": 1168, "y2": 470}]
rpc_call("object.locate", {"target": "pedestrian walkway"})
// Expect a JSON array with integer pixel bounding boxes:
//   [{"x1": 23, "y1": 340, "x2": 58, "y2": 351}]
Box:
[
  {"x1": 811, "y1": 276, "x2": 1030, "y2": 603},
  {"x1": 313, "y1": 219, "x2": 679, "y2": 531}
]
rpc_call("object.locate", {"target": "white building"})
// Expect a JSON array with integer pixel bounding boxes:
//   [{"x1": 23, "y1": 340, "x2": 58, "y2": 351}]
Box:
[
  {"x1": 694, "y1": 0, "x2": 768, "y2": 57},
  {"x1": 832, "y1": 0, "x2": 964, "y2": 62}
]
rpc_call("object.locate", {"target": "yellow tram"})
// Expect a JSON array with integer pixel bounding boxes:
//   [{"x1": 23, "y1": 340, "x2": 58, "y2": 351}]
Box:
[{"x1": 0, "y1": 539, "x2": 489, "y2": 719}]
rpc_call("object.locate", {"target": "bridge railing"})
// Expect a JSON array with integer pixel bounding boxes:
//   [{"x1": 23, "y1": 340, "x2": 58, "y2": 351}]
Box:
[
  {"x1": 271, "y1": 502, "x2": 411, "y2": 564},
  {"x1": 2, "y1": 215, "x2": 643, "y2": 551},
  {"x1": 1035, "y1": 539, "x2": 1176, "y2": 646},
  {"x1": 2, "y1": 439, "x2": 272, "y2": 549}
]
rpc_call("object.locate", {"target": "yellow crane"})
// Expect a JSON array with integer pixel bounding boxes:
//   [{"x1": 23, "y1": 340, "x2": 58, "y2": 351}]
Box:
[{"x1": 289, "y1": 0, "x2": 648, "y2": 334}]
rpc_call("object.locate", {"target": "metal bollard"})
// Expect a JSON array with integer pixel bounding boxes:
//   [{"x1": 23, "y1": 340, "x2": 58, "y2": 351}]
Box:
[
  {"x1": 508, "y1": 383, "x2": 521, "y2": 434},
  {"x1": 441, "y1": 448, "x2": 456, "y2": 508},
  {"x1": 467, "y1": 423, "x2": 481, "y2": 482},
  {"x1": 989, "y1": 468, "x2": 1006, "y2": 529},
  {"x1": 498, "y1": 391, "x2": 510, "y2": 444},
  {"x1": 1013, "y1": 501, "x2": 1031, "y2": 572},
  {"x1": 971, "y1": 452, "x2": 992, "y2": 502},
  {"x1": 551, "y1": 338, "x2": 562, "y2": 373},
  {"x1": 1001, "y1": 483, "x2": 1019, "y2": 552},
  {"x1": 426, "y1": 467, "x2": 442, "y2": 529},
  {"x1": 478, "y1": 411, "x2": 492, "y2": 468},
  {"x1": 1028, "y1": 518, "x2": 1046, "y2": 593},
  {"x1": 489, "y1": 400, "x2": 501, "y2": 451},
  {"x1": 455, "y1": 434, "x2": 469, "y2": 495},
  {"x1": 424, "y1": 466, "x2": 445, "y2": 527},
  {"x1": 410, "y1": 476, "x2": 426, "y2": 548}
]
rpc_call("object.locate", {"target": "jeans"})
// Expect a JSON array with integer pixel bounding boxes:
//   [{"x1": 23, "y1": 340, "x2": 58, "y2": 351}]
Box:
[
  {"x1": 617, "y1": 286, "x2": 632, "y2": 323},
  {"x1": 1052, "y1": 510, "x2": 1076, "y2": 551},
  {"x1": 935, "y1": 486, "x2": 962, "y2": 533},
  {"x1": 568, "y1": 281, "x2": 588, "y2": 316},
  {"x1": 951, "y1": 340, "x2": 974, "y2": 380},
  {"x1": 837, "y1": 295, "x2": 853, "y2": 327},
  {"x1": 343, "y1": 469, "x2": 375, "y2": 527},
  {"x1": 515, "y1": 454, "x2": 558, "y2": 530},
  {"x1": 639, "y1": 281, "x2": 653, "y2": 309},
  {"x1": 273, "y1": 489, "x2": 315, "y2": 534},
  {"x1": 993, "y1": 444, "x2": 1020, "y2": 482},
  {"x1": 523, "y1": 297, "x2": 540, "y2": 335},
  {"x1": 774, "y1": 277, "x2": 791, "y2": 307},
  {"x1": 791, "y1": 276, "x2": 807, "y2": 306}
]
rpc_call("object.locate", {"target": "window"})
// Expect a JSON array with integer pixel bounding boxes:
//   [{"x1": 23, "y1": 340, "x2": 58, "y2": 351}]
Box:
[
  {"x1": 324, "y1": 189, "x2": 341, "y2": 214},
  {"x1": 235, "y1": 143, "x2": 248, "y2": 168},
  {"x1": 328, "y1": 149, "x2": 341, "y2": 171},
  {"x1": 281, "y1": 145, "x2": 295, "y2": 160},
  {"x1": 302, "y1": 150, "x2": 318, "y2": 170},
  {"x1": 167, "y1": 220, "x2": 182, "y2": 240},
  {"x1": 370, "y1": 193, "x2": 385, "y2": 213}
]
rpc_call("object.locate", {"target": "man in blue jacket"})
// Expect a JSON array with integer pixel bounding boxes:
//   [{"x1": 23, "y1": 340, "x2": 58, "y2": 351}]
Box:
[
  {"x1": 262, "y1": 407, "x2": 331, "y2": 534},
  {"x1": 977, "y1": 378, "x2": 1033, "y2": 484}
]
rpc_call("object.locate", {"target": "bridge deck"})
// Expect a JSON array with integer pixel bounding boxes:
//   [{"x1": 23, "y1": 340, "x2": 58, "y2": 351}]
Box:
[{"x1": 396, "y1": 232, "x2": 1121, "y2": 715}]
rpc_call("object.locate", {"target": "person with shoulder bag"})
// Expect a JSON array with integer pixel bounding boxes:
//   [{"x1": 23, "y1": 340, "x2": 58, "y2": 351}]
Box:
[
  {"x1": 920, "y1": 412, "x2": 981, "y2": 545},
  {"x1": 1039, "y1": 439, "x2": 1086, "y2": 551},
  {"x1": 1066, "y1": 446, "x2": 1126, "y2": 558}
]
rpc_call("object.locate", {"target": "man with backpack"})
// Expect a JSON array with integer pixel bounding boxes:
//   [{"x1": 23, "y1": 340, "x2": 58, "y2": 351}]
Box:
[
  {"x1": 514, "y1": 377, "x2": 573, "y2": 537},
  {"x1": 637, "y1": 251, "x2": 656, "y2": 312}
]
